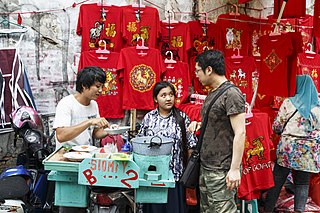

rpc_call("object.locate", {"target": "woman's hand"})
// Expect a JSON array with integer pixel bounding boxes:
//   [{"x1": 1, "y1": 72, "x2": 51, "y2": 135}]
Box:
[{"x1": 187, "y1": 121, "x2": 201, "y2": 133}]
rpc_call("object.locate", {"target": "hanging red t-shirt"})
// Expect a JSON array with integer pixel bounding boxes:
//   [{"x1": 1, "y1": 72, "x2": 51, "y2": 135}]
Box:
[
  {"x1": 159, "y1": 22, "x2": 191, "y2": 63},
  {"x1": 297, "y1": 15, "x2": 314, "y2": 52},
  {"x1": 250, "y1": 18, "x2": 273, "y2": 57},
  {"x1": 216, "y1": 13, "x2": 251, "y2": 57},
  {"x1": 188, "y1": 21, "x2": 218, "y2": 95},
  {"x1": 225, "y1": 56, "x2": 256, "y2": 103},
  {"x1": 162, "y1": 62, "x2": 189, "y2": 107},
  {"x1": 314, "y1": 0, "x2": 320, "y2": 37},
  {"x1": 122, "y1": 6, "x2": 161, "y2": 48},
  {"x1": 238, "y1": 112, "x2": 274, "y2": 200},
  {"x1": 273, "y1": 0, "x2": 306, "y2": 18},
  {"x1": 117, "y1": 47, "x2": 165, "y2": 110},
  {"x1": 78, "y1": 51, "x2": 124, "y2": 119},
  {"x1": 258, "y1": 33, "x2": 293, "y2": 97},
  {"x1": 76, "y1": 4, "x2": 123, "y2": 52},
  {"x1": 287, "y1": 32, "x2": 303, "y2": 97},
  {"x1": 298, "y1": 53, "x2": 320, "y2": 91}
]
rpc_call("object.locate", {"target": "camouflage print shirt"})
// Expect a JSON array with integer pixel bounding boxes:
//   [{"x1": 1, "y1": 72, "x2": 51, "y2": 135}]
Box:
[{"x1": 200, "y1": 81, "x2": 245, "y2": 171}]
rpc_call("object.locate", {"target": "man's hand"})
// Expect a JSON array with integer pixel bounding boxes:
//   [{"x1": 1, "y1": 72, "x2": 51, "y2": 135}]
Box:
[
  {"x1": 90, "y1": 117, "x2": 110, "y2": 129},
  {"x1": 226, "y1": 169, "x2": 241, "y2": 191},
  {"x1": 187, "y1": 121, "x2": 201, "y2": 133}
]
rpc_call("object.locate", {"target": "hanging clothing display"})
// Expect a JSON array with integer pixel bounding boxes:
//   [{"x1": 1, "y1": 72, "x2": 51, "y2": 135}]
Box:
[
  {"x1": 162, "y1": 62, "x2": 190, "y2": 107},
  {"x1": 188, "y1": 20, "x2": 217, "y2": 95},
  {"x1": 78, "y1": 51, "x2": 124, "y2": 119},
  {"x1": 298, "y1": 53, "x2": 320, "y2": 91},
  {"x1": 0, "y1": 47, "x2": 33, "y2": 126},
  {"x1": 76, "y1": 4, "x2": 123, "y2": 52},
  {"x1": 159, "y1": 22, "x2": 191, "y2": 63},
  {"x1": 258, "y1": 33, "x2": 293, "y2": 97},
  {"x1": 216, "y1": 13, "x2": 251, "y2": 57},
  {"x1": 314, "y1": 0, "x2": 320, "y2": 37},
  {"x1": 297, "y1": 15, "x2": 314, "y2": 52},
  {"x1": 250, "y1": 18, "x2": 273, "y2": 57},
  {"x1": 117, "y1": 47, "x2": 165, "y2": 110},
  {"x1": 225, "y1": 56, "x2": 256, "y2": 103},
  {"x1": 122, "y1": 5, "x2": 161, "y2": 48},
  {"x1": 238, "y1": 112, "x2": 274, "y2": 200},
  {"x1": 274, "y1": 0, "x2": 306, "y2": 18}
]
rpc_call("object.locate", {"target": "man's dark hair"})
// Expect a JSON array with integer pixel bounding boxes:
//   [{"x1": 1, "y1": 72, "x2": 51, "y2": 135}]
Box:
[
  {"x1": 76, "y1": 66, "x2": 106, "y2": 93},
  {"x1": 195, "y1": 50, "x2": 225, "y2": 75}
]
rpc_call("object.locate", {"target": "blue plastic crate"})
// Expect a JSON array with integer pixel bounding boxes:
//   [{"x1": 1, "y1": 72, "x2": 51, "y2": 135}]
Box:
[
  {"x1": 135, "y1": 187, "x2": 168, "y2": 203},
  {"x1": 48, "y1": 171, "x2": 89, "y2": 207}
]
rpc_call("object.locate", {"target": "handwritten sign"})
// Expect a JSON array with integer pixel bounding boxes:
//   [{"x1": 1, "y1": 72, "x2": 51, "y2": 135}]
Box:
[{"x1": 78, "y1": 158, "x2": 140, "y2": 188}]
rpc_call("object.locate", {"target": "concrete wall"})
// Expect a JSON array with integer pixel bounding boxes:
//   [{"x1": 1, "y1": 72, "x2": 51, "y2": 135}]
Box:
[{"x1": 0, "y1": 0, "x2": 314, "y2": 171}]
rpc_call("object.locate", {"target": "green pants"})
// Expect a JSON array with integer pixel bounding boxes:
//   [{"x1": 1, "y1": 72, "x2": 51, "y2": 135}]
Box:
[{"x1": 199, "y1": 167, "x2": 237, "y2": 213}]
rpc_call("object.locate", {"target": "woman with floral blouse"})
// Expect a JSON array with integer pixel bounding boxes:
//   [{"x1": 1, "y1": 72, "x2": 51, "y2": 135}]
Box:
[{"x1": 265, "y1": 75, "x2": 320, "y2": 212}]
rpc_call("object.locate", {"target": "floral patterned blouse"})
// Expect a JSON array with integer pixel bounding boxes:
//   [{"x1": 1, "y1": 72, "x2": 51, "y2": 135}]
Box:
[
  {"x1": 138, "y1": 109, "x2": 197, "y2": 181},
  {"x1": 273, "y1": 98, "x2": 320, "y2": 173}
]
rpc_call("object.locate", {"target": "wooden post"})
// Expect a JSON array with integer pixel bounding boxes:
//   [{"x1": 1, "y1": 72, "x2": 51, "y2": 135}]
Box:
[{"x1": 130, "y1": 109, "x2": 137, "y2": 132}]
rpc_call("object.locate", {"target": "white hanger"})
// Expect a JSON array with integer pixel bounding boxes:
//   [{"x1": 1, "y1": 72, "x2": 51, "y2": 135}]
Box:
[
  {"x1": 165, "y1": 51, "x2": 176, "y2": 69},
  {"x1": 132, "y1": 0, "x2": 146, "y2": 8},
  {"x1": 0, "y1": 18, "x2": 27, "y2": 34},
  {"x1": 305, "y1": 43, "x2": 316, "y2": 58},
  {"x1": 231, "y1": 48, "x2": 243, "y2": 61},
  {"x1": 96, "y1": 40, "x2": 110, "y2": 60},
  {"x1": 136, "y1": 37, "x2": 148, "y2": 56},
  {"x1": 97, "y1": 0, "x2": 111, "y2": 6},
  {"x1": 163, "y1": 10, "x2": 179, "y2": 25}
]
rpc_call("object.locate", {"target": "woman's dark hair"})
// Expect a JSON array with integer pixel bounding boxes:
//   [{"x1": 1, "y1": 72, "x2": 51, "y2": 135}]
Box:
[
  {"x1": 153, "y1": 81, "x2": 188, "y2": 166},
  {"x1": 76, "y1": 66, "x2": 106, "y2": 93},
  {"x1": 195, "y1": 49, "x2": 225, "y2": 75}
]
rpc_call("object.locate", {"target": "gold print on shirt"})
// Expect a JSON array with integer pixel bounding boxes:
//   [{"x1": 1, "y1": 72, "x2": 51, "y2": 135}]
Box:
[
  {"x1": 102, "y1": 68, "x2": 118, "y2": 96},
  {"x1": 225, "y1": 28, "x2": 242, "y2": 50},
  {"x1": 163, "y1": 77, "x2": 183, "y2": 104},
  {"x1": 229, "y1": 69, "x2": 248, "y2": 88},
  {"x1": 105, "y1": 23, "x2": 116, "y2": 37},
  {"x1": 130, "y1": 64, "x2": 156, "y2": 92},
  {"x1": 312, "y1": 69, "x2": 318, "y2": 79},
  {"x1": 171, "y1": 36, "x2": 183, "y2": 48},
  {"x1": 89, "y1": 21, "x2": 104, "y2": 48},
  {"x1": 245, "y1": 136, "x2": 265, "y2": 164},
  {"x1": 263, "y1": 49, "x2": 282, "y2": 73},
  {"x1": 127, "y1": 22, "x2": 137, "y2": 32},
  {"x1": 131, "y1": 26, "x2": 150, "y2": 46}
]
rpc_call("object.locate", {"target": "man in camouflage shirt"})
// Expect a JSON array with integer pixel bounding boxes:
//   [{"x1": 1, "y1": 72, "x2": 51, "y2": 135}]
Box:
[{"x1": 188, "y1": 50, "x2": 246, "y2": 213}]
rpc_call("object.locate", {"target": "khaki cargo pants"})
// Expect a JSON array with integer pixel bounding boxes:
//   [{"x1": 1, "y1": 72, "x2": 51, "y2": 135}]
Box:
[{"x1": 199, "y1": 167, "x2": 237, "y2": 213}]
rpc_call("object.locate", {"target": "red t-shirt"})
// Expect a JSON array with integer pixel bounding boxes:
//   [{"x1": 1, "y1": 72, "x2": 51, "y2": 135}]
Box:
[
  {"x1": 225, "y1": 56, "x2": 256, "y2": 103},
  {"x1": 298, "y1": 53, "x2": 320, "y2": 91},
  {"x1": 162, "y1": 62, "x2": 190, "y2": 107},
  {"x1": 238, "y1": 112, "x2": 274, "y2": 200},
  {"x1": 274, "y1": 0, "x2": 306, "y2": 18},
  {"x1": 159, "y1": 22, "x2": 191, "y2": 63},
  {"x1": 76, "y1": 4, "x2": 123, "y2": 52},
  {"x1": 258, "y1": 33, "x2": 293, "y2": 97},
  {"x1": 188, "y1": 21, "x2": 218, "y2": 95},
  {"x1": 216, "y1": 13, "x2": 251, "y2": 57},
  {"x1": 117, "y1": 47, "x2": 165, "y2": 110},
  {"x1": 122, "y1": 6, "x2": 161, "y2": 48},
  {"x1": 250, "y1": 18, "x2": 273, "y2": 57},
  {"x1": 78, "y1": 51, "x2": 124, "y2": 119},
  {"x1": 297, "y1": 15, "x2": 314, "y2": 52},
  {"x1": 314, "y1": 0, "x2": 320, "y2": 37}
]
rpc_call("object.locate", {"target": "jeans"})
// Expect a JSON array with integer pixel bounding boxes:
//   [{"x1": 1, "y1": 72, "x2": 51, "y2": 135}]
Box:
[{"x1": 265, "y1": 163, "x2": 310, "y2": 212}]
